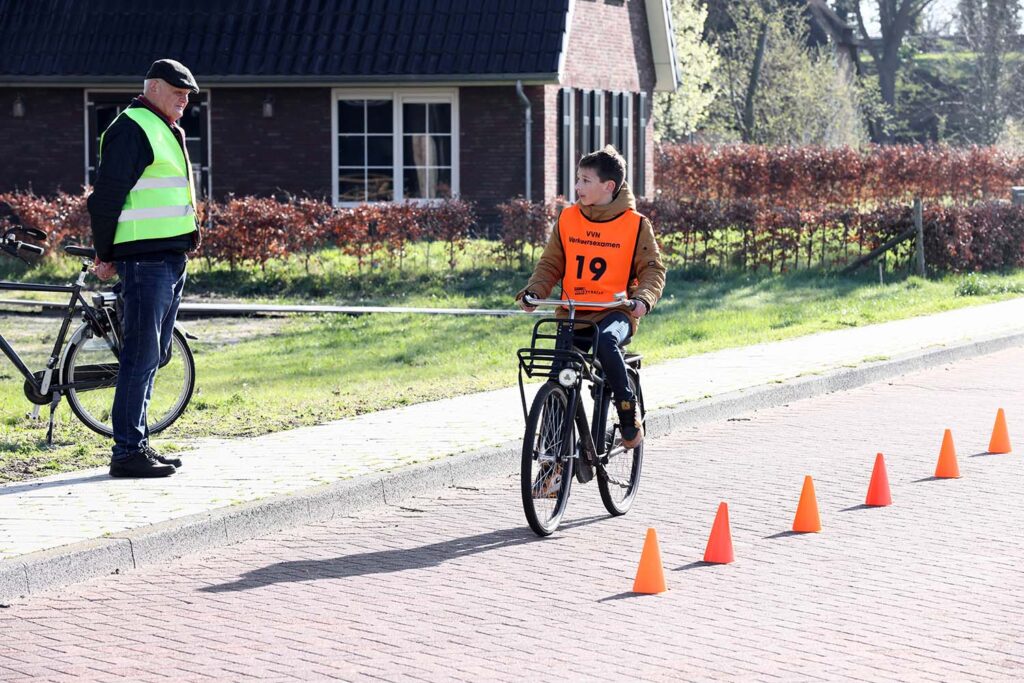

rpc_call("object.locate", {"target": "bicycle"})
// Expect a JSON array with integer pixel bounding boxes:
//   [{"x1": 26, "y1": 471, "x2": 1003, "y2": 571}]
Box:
[
  {"x1": 516, "y1": 293, "x2": 645, "y2": 536},
  {"x1": 0, "y1": 224, "x2": 196, "y2": 443}
]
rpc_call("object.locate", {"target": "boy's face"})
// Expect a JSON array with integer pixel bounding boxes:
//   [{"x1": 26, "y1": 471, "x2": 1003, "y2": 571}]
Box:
[{"x1": 575, "y1": 167, "x2": 616, "y2": 206}]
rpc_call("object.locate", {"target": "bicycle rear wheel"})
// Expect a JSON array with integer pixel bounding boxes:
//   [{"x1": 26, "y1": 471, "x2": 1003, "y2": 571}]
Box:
[
  {"x1": 598, "y1": 372, "x2": 644, "y2": 516},
  {"x1": 63, "y1": 323, "x2": 195, "y2": 438},
  {"x1": 521, "y1": 382, "x2": 575, "y2": 536}
]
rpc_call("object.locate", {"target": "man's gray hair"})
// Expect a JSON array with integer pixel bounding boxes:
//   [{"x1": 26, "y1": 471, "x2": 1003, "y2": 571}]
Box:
[{"x1": 143, "y1": 78, "x2": 159, "y2": 94}]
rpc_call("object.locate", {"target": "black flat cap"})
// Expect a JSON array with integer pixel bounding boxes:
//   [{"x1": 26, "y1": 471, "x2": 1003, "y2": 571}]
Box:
[{"x1": 145, "y1": 59, "x2": 199, "y2": 93}]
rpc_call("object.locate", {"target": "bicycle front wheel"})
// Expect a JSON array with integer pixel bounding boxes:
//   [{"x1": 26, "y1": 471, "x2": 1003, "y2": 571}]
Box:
[
  {"x1": 521, "y1": 382, "x2": 575, "y2": 536},
  {"x1": 63, "y1": 323, "x2": 195, "y2": 438},
  {"x1": 598, "y1": 372, "x2": 644, "y2": 516}
]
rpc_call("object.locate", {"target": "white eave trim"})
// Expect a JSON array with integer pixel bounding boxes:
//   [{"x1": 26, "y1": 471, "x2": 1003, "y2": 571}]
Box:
[
  {"x1": 557, "y1": 0, "x2": 575, "y2": 84},
  {"x1": 645, "y1": 0, "x2": 680, "y2": 92}
]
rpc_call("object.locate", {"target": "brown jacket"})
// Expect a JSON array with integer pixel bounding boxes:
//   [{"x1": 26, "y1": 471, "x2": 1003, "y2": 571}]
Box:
[{"x1": 516, "y1": 182, "x2": 666, "y2": 333}]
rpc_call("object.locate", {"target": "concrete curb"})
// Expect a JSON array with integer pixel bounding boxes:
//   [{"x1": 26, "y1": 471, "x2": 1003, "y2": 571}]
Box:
[{"x1": 2, "y1": 329, "x2": 1023, "y2": 604}]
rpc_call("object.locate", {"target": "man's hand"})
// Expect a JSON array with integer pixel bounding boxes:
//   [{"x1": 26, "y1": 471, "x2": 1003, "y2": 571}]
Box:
[
  {"x1": 92, "y1": 258, "x2": 117, "y2": 281},
  {"x1": 518, "y1": 291, "x2": 539, "y2": 312},
  {"x1": 629, "y1": 299, "x2": 648, "y2": 319}
]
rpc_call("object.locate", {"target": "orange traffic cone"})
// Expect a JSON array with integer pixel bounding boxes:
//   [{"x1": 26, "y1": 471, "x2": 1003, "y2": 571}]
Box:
[
  {"x1": 865, "y1": 453, "x2": 892, "y2": 506},
  {"x1": 632, "y1": 528, "x2": 667, "y2": 594},
  {"x1": 792, "y1": 475, "x2": 822, "y2": 533},
  {"x1": 934, "y1": 429, "x2": 961, "y2": 479},
  {"x1": 703, "y1": 502, "x2": 734, "y2": 564},
  {"x1": 988, "y1": 408, "x2": 1012, "y2": 454}
]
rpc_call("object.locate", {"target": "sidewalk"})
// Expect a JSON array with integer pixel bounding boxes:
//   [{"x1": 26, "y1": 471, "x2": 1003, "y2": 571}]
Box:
[{"x1": 3, "y1": 297, "x2": 1024, "y2": 601}]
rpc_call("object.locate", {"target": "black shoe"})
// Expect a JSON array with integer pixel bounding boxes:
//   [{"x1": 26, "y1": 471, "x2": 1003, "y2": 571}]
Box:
[
  {"x1": 109, "y1": 450, "x2": 176, "y2": 478},
  {"x1": 616, "y1": 398, "x2": 644, "y2": 449},
  {"x1": 142, "y1": 445, "x2": 181, "y2": 468}
]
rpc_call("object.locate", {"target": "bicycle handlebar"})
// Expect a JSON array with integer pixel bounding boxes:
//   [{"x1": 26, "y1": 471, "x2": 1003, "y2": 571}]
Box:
[
  {"x1": 0, "y1": 235, "x2": 45, "y2": 257},
  {"x1": 523, "y1": 294, "x2": 636, "y2": 311}
]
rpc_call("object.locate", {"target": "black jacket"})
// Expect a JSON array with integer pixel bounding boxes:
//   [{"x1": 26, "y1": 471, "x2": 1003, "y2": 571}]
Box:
[{"x1": 87, "y1": 97, "x2": 198, "y2": 262}]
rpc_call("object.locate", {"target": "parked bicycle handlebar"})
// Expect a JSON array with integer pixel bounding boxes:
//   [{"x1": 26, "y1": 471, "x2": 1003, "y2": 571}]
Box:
[
  {"x1": 523, "y1": 293, "x2": 636, "y2": 311},
  {"x1": 0, "y1": 234, "x2": 45, "y2": 257}
]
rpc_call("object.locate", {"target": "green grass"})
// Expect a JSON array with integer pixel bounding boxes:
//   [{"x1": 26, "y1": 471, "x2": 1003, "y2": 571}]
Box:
[{"x1": 3, "y1": 248, "x2": 1024, "y2": 482}]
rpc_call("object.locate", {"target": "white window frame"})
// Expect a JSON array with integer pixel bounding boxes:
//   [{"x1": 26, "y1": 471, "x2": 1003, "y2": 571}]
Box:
[{"x1": 331, "y1": 87, "x2": 460, "y2": 206}]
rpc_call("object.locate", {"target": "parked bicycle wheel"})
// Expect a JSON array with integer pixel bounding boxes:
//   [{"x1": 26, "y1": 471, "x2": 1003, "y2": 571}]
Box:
[
  {"x1": 62, "y1": 323, "x2": 195, "y2": 437},
  {"x1": 521, "y1": 382, "x2": 575, "y2": 536},
  {"x1": 598, "y1": 372, "x2": 643, "y2": 516}
]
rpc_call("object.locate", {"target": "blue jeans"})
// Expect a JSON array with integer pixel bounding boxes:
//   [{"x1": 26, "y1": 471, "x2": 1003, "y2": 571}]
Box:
[
  {"x1": 574, "y1": 312, "x2": 634, "y2": 402},
  {"x1": 111, "y1": 255, "x2": 187, "y2": 460}
]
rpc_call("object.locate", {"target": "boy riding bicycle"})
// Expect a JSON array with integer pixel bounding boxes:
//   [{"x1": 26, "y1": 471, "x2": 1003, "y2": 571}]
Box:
[{"x1": 516, "y1": 145, "x2": 665, "y2": 449}]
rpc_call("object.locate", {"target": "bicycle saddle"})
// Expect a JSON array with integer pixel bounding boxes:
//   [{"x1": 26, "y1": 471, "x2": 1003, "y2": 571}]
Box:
[{"x1": 64, "y1": 245, "x2": 96, "y2": 259}]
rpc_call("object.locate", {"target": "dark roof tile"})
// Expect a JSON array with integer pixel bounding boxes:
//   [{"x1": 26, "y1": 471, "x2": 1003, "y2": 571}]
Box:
[{"x1": 0, "y1": 0, "x2": 565, "y2": 81}]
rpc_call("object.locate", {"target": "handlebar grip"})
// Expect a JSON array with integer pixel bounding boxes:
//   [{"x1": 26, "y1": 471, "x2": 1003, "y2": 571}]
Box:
[{"x1": 17, "y1": 241, "x2": 44, "y2": 255}]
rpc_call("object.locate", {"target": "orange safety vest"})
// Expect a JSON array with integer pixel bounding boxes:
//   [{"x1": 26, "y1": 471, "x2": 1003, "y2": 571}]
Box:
[{"x1": 558, "y1": 204, "x2": 642, "y2": 310}]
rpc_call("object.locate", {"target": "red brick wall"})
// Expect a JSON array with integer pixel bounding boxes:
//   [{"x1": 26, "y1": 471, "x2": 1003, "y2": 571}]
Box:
[
  {"x1": 559, "y1": 0, "x2": 659, "y2": 197},
  {"x1": 0, "y1": 88, "x2": 85, "y2": 194},
  {"x1": 459, "y1": 85, "x2": 550, "y2": 229},
  {"x1": 210, "y1": 88, "x2": 332, "y2": 200},
  {"x1": 562, "y1": 0, "x2": 657, "y2": 93}
]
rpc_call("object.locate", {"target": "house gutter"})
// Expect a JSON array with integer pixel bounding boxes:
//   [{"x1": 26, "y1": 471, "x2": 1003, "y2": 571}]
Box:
[{"x1": 515, "y1": 80, "x2": 532, "y2": 201}]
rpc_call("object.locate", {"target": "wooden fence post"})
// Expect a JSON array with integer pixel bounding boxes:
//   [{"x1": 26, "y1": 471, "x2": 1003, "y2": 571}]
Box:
[{"x1": 913, "y1": 198, "x2": 925, "y2": 277}]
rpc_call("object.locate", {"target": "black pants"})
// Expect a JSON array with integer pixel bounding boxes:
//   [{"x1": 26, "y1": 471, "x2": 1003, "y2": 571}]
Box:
[{"x1": 573, "y1": 312, "x2": 634, "y2": 402}]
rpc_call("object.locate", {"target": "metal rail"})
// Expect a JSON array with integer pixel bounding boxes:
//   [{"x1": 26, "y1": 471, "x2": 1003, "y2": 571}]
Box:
[{"x1": 0, "y1": 298, "x2": 526, "y2": 318}]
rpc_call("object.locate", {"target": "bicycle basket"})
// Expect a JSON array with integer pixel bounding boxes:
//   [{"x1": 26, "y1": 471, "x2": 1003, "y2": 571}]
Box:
[{"x1": 516, "y1": 318, "x2": 598, "y2": 379}]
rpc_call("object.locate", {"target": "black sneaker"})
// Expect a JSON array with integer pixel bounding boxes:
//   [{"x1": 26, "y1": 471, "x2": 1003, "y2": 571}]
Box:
[
  {"x1": 142, "y1": 445, "x2": 181, "y2": 468},
  {"x1": 109, "y1": 450, "x2": 176, "y2": 478},
  {"x1": 617, "y1": 398, "x2": 644, "y2": 449}
]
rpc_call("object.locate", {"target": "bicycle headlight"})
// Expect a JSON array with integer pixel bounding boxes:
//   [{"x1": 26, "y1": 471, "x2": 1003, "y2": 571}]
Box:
[{"x1": 558, "y1": 368, "x2": 578, "y2": 387}]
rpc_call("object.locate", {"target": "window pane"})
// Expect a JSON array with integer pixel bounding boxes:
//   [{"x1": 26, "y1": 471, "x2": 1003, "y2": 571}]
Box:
[
  {"x1": 404, "y1": 135, "x2": 432, "y2": 166},
  {"x1": 366, "y1": 100, "x2": 393, "y2": 133},
  {"x1": 367, "y1": 168, "x2": 394, "y2": 201},
  {"x1": 186, "y1": 139, "x2": 203, "y2": 162},
  {"x1": 338, "y1": 174, "x2": 366, "y2": 202},
  {"x1": 432, "y1": 135, "x2": 451, "y2": 167},
  {"x1": 403, "y1": 103, "x2": 426, "y2": 133},
  {"x1": 338, "y1": 135, "x2": 365, "y2": 166},
  {"x1": 435, "y1": 168, "x2": 452, "y2": 198},
  {"x1": 403, "y1": 167, "x2": 424, "y2": 198},
  {"x1": 367, "y1": 135, "x2": 393, "y2": 166},
  {"x1": 338, "y1": 101, "x2": 364, "y2": 133},
  {"x1": 428, "y1": 103, "x2": 451, "y2": 133}
]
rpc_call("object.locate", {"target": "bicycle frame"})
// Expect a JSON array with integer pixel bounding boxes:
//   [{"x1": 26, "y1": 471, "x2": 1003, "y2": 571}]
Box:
[
  {"x1": 517, "y1": 296, "x2": 647, "y2": 477},
  {"x1": 0, "y1": 271, "x2": 112, "y2": 398}
]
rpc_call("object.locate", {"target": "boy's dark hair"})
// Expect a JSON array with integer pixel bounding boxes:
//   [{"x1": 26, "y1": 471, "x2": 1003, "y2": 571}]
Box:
[{"x1": 578, "y1": 144, "x2": 626, "y2": 193}]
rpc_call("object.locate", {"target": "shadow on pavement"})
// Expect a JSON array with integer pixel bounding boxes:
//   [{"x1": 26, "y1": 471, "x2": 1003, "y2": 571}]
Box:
[
  {"x1": 839, "y1": 504, "x2": 873, "y2": 512},
  {"x1": 968, "y1": 451, "x2": 997, "y2": 458},
  {"x1": 199, "y1": 514, "x2": 607, "y2": 593},
  {"x1": 598, "y1": 591, "x2": 661, "y2": 603},
  {"x1": 764, "y1": 530, "x2": 802, "y2": 539},
  {"x1": 0, "y1": 473, "x2": 109, "y2": 497},
  {"x1": 675, "y1": 561, "x2": 714, "y2": 571}
]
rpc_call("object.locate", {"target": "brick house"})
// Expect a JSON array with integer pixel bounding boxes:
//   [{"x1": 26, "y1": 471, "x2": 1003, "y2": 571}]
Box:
[{"x1": 0, "y1": 0, "x2": 678, "y2": 221}]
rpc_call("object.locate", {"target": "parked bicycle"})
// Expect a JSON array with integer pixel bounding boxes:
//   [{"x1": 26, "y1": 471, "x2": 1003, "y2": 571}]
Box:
[
  {"x1": 516, "y1": 293, "x2": 645, "y2": 536},
  {"x1": 0, "y1": 225, "x2": 195, "y2": 443}
]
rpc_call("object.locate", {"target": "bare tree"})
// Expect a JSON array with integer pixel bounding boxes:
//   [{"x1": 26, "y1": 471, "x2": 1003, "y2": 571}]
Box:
[
  {"x1": 850, "y1": 0, "x2": 937, "y2": 140},
  {"x1": 958, "y1": 0, "x2": 1022, "y2": 144}
]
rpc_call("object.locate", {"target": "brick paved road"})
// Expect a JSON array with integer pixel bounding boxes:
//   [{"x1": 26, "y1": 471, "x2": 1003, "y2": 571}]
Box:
[{"x1": 4, "y1": 348, "x2": 1024, "y2": 681}]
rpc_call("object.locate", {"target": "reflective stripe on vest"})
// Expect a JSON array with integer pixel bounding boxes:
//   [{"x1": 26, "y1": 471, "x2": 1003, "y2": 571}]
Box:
[
  {"x1": 101, "y1": 106, "x2": 197, "y2": 245},
  {"x1": 558, "y1": 204, "x2": 642, "y2": 311}
]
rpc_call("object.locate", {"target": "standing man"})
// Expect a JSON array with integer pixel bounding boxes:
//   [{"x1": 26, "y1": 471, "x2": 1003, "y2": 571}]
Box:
[{"x1": 87, "y1": 59, "x2": 201, "y2": 478}]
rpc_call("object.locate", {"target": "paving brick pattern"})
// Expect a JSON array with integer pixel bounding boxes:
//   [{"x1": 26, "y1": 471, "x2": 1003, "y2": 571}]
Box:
[
  {"x1": 3, "y1": 347, "x2": 1024, "y2": 681},
  {"x1": 4, "y1": 298, "x2": 1024, "y2": 562}
]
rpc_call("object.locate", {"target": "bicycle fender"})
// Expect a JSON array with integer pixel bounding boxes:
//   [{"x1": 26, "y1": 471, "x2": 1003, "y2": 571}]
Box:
[{"x1": 174, "y1": 322, "x2": 199, "y2": 340}]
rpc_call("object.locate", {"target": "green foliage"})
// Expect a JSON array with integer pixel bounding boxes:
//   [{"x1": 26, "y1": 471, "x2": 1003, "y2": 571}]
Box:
[
  {"x1": 703, "y1": 2, "x2": 868, "y2": 146},
  {"x1": 653, "y1": 0, "x2": 719, "y2": 141}
]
